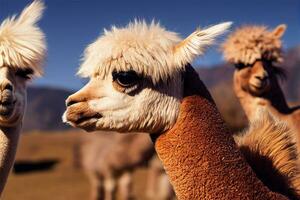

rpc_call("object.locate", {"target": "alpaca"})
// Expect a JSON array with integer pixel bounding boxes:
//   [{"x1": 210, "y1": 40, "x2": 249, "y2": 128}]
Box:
[
  {"x1": 63, "y1": 21, "x2": 300, "y2": 199},
  {"x1": 0, "y1": 0, "x2": 46, "y2": 194},
  {"x1": 79, "y1": 132, "x2": 174, "y2": 200},
  {"x1": 146, "y1": 155, "x2": 175, "y2": 200},
  {"x1": 221, "y1": 24, "x2": 300, "y2": 138}
]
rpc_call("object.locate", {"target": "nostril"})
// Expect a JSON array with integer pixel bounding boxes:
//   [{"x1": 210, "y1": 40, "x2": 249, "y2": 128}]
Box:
[
  {"x1": 4, "y1": 84, "x2": 13, "y2": 91},
  {"x1": 255, "y1": 76, "x2": 263, "y2": 80},
  {"x1": 66, "y1": 100, "x2": 78, "y2": 107}
]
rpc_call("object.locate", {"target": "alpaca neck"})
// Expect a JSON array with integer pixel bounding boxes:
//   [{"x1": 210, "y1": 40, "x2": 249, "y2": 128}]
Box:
[
  {"x1": 234, "y1": 77, "x2": 291, "y2": 120},
  {"x1": 152, "y1": 65, "x2": 287, "y2": 200},
  {"x1": 0, "y1": 124, "x2": 21, "y2": 194}
]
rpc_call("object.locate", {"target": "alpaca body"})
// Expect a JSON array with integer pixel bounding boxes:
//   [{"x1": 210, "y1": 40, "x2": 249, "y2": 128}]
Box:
[
  {"x1": 234, "y1": 110, "x2": 300, "y2": 199},
  {"x1": 235, "y1": 82, "x2": 300, "y2": 136},
  {"x1": 80, "y1": 132, "x2": 174, "y2": 200},
  {"x1": 146, "y1": 155, "x2": 175, "y2": 200}
]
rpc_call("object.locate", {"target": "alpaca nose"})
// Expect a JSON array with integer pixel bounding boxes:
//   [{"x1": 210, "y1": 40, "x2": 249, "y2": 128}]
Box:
[
  {"x1": 0, "y1": 81, "x2": 14, "y2": 105},
  {"x1": 1, "y1": 82, "x2": 13, "y2": 92},
  {"x1": 66, "y1": 93, "x2": 86, "y2": 107},
  {"x1": 66, "y1": 97, "x2": 78, "y2": 107},
  {"x1": 255, "y1": 72, "x2": 269, "y2": 81},
  {"x1": 255, "y1": 76, "x2": 266, "y2": 81}
]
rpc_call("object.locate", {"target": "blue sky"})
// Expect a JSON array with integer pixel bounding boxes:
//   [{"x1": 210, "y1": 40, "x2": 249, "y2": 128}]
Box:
[{"x1": 1, "y1": 0, "x2": 299, "y2": 90}]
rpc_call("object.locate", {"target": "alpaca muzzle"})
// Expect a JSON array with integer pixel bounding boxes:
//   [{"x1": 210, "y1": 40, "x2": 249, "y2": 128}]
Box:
[
  {"x1": 63, "y1": 101, "x2": 102, "y2": 131},
  {"x1": 0, "y1": 86, "x2": 16, "y2": 117}
]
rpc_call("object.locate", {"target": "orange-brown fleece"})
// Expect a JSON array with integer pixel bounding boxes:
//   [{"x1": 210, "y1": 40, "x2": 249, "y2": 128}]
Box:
[{"x1": 153, "y1": 65, "x2": 288, "y2": 200}]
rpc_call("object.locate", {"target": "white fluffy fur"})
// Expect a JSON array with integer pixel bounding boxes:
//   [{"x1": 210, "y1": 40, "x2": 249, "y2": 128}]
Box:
[
  {"x1": 222, "y1": 25, "x2": 286, "y2": 65},
  {"x1": 0, "y1": 0, "x2": 46, "y2": 76},
  {"x1": 92, "y1": 74, "x2": 182, "y2": 133},
  {"x1": 78, "y1": 20, "x2": 232, "y2": 84}
]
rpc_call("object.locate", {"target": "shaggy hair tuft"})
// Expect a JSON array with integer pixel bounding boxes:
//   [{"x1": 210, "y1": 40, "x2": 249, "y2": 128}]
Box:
[
  {"x1": 234, "y1": 110, "x2": 300, "y2": 199},
  {"x1": 222, "y1": 25, "x2": 285, "y2": 65},
  {"x1": 78, "y1": 20, "x2": 231, "y2": 84},
  {"x1": 0, "y1": 0, "x2": 46, "y2": 76}
]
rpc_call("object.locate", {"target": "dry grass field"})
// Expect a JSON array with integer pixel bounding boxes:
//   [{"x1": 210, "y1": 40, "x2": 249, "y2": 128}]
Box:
[{"x1": 2, "y1": 131, "x2": 150, "y2": 200}]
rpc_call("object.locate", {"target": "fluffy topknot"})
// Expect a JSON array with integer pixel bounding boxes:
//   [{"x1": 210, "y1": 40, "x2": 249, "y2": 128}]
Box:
[
  {"x1": 0, "y1": 0, "x2": 46, "y2": 77},
  {"x1": 78, "y1": 20, "x2": 232, "y2": 84},
  {"x1": 222, "y1": 24, "x2": 286, "y2": 65}
]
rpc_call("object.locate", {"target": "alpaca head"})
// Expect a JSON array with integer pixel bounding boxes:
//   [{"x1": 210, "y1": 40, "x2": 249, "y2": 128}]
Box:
[
  {"x1": 222, "y1": 25, "x2": 286, "y2": 96},
  {"x1": 0, "y1": 1, "x2": 46, "y2": 127},
  {"x1": 63, "y1": 21, "x2": 231, "y2": 133}
]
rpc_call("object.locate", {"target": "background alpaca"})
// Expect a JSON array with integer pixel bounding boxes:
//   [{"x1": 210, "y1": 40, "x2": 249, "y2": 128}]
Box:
[
  {"x1": 0, "y1": 0, "x2": 46, "y2": 194},
  {"x1": 79, "y1": 132, "x2": 174, "y2": 200},
  {"x1": 222, "y1": 24, "x2": 300, "y2": 140},
  {"x1": 146, "y1": 155, "x2": 175, "y2": 200},
  {"x1": 234, "y1": 110, "x2": 300, "y2": 198},
  {"x1": 63, "y1": 21, "x2": 299, "y2": 199}
]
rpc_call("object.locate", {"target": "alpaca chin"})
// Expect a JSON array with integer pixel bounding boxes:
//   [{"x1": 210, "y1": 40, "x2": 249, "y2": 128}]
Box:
[{"x1": 0, "y1": 105, "x2": 23, "y2": 127}]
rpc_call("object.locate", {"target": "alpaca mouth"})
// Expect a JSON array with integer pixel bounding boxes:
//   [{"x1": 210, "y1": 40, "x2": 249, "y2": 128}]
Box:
[
  {"x1": 74, "y1": 114, "x2": 102, "y2": 132},
  {"x1": 75, "y1": 113, "x2": 102, "y2": 124},
  {"x1": 0, "y1": 100, "x2": 16, "y2": 117},
  {"x1": 250, "y1": 81, "x2": 269, "y2": 91},
  {"x1": 249, "y1": 82, "x2": 270, "y2": 96},
  {"x1": 252, "y1": 84, "x2": 264, "y2": 90},
  {"x1": 64, "y1": 111, "x2": 102, "y2": 131}
]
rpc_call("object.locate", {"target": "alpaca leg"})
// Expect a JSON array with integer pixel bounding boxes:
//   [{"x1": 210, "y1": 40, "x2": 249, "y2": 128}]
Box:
[
  {"x1": 118, "y1": 172, "x2": 134, "y2": 200},
  {"x1": 146, "y1": 167, "x2": 159, "y2": 199},
  {"x1": 104, "y1": 177, "x2": 116, "y2": 200},
  {"x1": 146, "y1": 156, "x2": 163, "y2": 199},
  {"x1": 157, "y1": 173, "x2": 175, "y2": 200},
  {"x1": 87, "y1": 171, "x2": 104, "y2": 200}
]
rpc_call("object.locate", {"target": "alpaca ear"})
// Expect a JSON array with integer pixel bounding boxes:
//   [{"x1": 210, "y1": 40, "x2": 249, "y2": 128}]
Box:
[
  {"x1": 272, "y1": 24, "x2": 286, "y2": 38},
  {"x1": 16, "y1": 0, "x2": 45, "y2": 26},
  {"x1": 172, "y1": 22, "x2": 232, "y2": 66}
]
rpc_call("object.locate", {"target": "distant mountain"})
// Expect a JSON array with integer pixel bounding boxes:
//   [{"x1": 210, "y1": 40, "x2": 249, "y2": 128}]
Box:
[
  {"x1": 281, "y1": 46, "x2": 300, "y2": 101},
  {"x1": 22, "y1": 46, "x2": 300, "y2": 132},
  {"x1": 23, "y1": 86, "x2": 73, "y2": 132}
]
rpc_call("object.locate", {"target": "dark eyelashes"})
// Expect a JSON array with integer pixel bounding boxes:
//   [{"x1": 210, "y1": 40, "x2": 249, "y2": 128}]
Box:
[
  {"x1": 112, "y1": 70, "x2": 140, "y2": 87},
  {"x1": 15, "y1": 68, "x2": 34, "y2": 79},
  {"x1": 234, "y1": 63, "x2": 247, "y2": 70}
]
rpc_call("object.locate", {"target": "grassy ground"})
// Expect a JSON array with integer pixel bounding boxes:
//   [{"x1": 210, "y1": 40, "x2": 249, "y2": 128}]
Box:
[{"x1": 2, "y1": 131, "x2": 149, "y2": 200}]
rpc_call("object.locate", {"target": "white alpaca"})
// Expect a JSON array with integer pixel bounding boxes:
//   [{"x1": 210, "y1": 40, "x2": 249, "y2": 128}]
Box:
[
  {"x1": 64, "y1": 21, "x2": 300, "y2": 199},
  {"x1": 63, "y1": 21, "x2": 230, "y2": 133},
  {"x1": 0, "y1": 0, "x2": 46, "y2": 194}
]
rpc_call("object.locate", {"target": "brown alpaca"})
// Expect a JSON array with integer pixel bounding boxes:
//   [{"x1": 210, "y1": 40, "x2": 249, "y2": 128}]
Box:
[
  {"x1": 79, "y1": 132, "x2": 174, "y2": 200},
  {"x1": 154, "y1": 65, "x2": 296, "y2": 199},
  {"x1": 63, "y1": 21, "x2": 300, "y2": 199},
  {"x1": 222, "y1": 24, "x2": 300, "y2": 140}
]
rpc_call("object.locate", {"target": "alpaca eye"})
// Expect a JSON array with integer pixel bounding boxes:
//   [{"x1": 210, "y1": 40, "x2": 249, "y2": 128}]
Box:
[
  {"x1": 112, "y1": 71, "x2": 140, "y2": 87},
  {"x1": 234, "y1": 63, "x2": 246, "y2": 70},
  {"x1": 15, "y1": 68, "x2": 34, "y2": 79}
]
